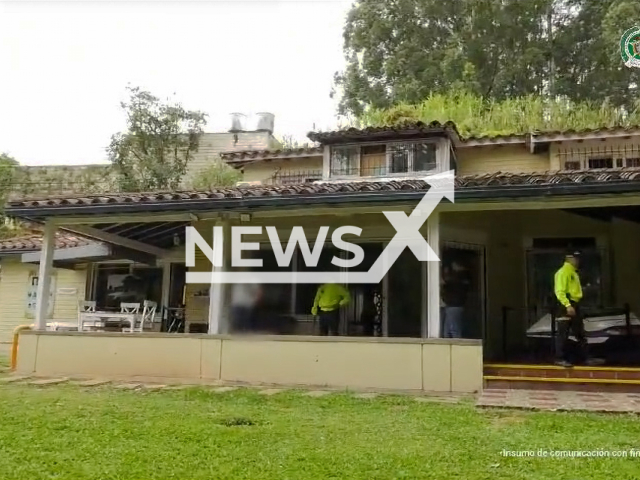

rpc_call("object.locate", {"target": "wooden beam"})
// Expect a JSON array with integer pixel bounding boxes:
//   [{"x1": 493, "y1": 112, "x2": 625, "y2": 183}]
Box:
[
  {"x1": 51, "y1": 212, "x2": 197, "y2": 225},
  {"x1": 59, "y1": 225, "x2": 169, "y2": 258}
]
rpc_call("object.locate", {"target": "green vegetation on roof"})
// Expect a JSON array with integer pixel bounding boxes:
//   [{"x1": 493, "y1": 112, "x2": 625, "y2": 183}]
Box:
[{"x1": 357, "y1": 92, "x2": 640, "y2": 138}]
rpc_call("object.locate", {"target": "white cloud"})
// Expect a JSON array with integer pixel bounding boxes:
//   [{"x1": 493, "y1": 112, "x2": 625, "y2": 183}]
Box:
[{"x1": 0, "y1": 0, "x2": 352, "y2": 165}]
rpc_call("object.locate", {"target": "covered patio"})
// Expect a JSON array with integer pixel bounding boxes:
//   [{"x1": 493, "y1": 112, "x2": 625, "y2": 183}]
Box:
[{"x1": 7, "y1": 169, "x2": 640, "y2": 390}]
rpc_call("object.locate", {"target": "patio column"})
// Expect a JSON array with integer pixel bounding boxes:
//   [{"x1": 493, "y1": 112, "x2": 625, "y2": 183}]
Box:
[
  {"x1": 35, "y1": 221, "x2": 56, "y2": 330},
  {"x1": 426, "y1": 211, "x2": 440, "y2": 338},
  {"x1": 208, "y1": 218, "x2": 231, "y2": 334}
]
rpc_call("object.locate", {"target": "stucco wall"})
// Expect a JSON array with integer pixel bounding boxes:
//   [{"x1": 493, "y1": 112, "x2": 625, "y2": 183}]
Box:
[
  {"x1": 0, "y1": 259, "x2": 87, "y2": 346},
  {"x1": 241, "y1": 156, "x2": 323, "y2": 183},
  {"x1": 184, "y1": 131, "x2": 276, "y2": 184},
  {"x1": 16, "y1": 332, "x2": 483, "y2": 393},
  {"x1": 456, "y1": 145, "x2": 549, "y2": 176}
]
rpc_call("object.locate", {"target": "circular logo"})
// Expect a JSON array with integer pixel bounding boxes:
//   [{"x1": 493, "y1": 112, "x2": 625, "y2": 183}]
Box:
[{"x1": 621, "y1": 26, "x2": 640, "y2": 68}]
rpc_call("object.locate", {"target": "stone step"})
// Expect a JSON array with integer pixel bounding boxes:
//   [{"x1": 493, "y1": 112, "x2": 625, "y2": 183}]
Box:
[
  {"x1": 258, "y1": 388, "x2": 284, "y2": 396},
  {"x1": 0, "y1": 375, "x2": 31, "y2": 384},
  {"x1": 70, "y1": 379, "x2": 112, "y2": 387},
  {"x1": 29, "y1": 378, "x2": 69, "y2": 386}
]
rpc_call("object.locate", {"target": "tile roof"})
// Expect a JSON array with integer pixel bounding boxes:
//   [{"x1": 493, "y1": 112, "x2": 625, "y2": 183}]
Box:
[
  {"x1": 0, "y1": 231, "x2": 94, "y2": 253},
  {"x1": 7, "y1": 168, "x2": 640, "y2": 211},
  {"x1": 307, "y1": 121, "x2": 459, "y2": 144},
  {"x1": 220, "y1": 146, "x2": 323, "y2": 162},
  {"x1": 531, "y1": 126, "x2": 640, "y2": 141}
]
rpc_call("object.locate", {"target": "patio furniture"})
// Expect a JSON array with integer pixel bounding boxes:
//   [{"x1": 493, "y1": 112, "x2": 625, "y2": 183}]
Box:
[
  {"x1": 164, "y1": 307, "x2": 185, "y2": 333},
  {"x1": 122, "y1": 300, "x2": 157, "y2": 333},
  {"x1": 77, "y1": 300, "x2": 102, "y2": 331},
  {"x1": 120, "y1": 302, "x2": 141, "y2": 314}
]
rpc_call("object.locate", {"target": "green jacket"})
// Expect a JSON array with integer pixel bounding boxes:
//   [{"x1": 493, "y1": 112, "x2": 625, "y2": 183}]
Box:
[
  {"x1": 311, "y1": 283, "x2": 351, "y2": 315},
  {"x1": 554, "y1": 262, "x2": 583, "y2": 308}
]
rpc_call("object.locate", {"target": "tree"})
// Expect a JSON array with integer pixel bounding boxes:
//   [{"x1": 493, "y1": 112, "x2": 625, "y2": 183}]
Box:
[
  {"x1": 188, "y1": 158, "x2": 242, "y2": 190},
  {"x1": 275, "y1": 135, "x2": 315, "y2": 149},
  {"x1": 0, "y1": 153, "x2": 18, "y2": 201},
  {"x1": 333, "y1": 0, "x2": 640, "y2": 117},
  {"x1": 108, "y1": 86, "x2": 208, "y2": 192},
  {"x1": 0, "y1": 153, "x2": 27, "y2": 239}
]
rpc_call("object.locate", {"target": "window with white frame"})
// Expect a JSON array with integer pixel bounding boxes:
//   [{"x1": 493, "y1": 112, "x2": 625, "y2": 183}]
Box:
[
  {"x1": 330, "y1": 141, "x2": 439, "y2": 177},
  {"x1": 559, "y1": 145, "x2": 640, "y2": 170},
  {"x1": 330, "y1": 146, "x2": 359, "y2": 176}
]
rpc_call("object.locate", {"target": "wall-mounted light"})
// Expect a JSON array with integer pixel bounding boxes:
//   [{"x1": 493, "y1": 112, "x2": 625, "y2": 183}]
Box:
[{"x1": 173, "y1": 233, "x2": 181, "y2": 246}]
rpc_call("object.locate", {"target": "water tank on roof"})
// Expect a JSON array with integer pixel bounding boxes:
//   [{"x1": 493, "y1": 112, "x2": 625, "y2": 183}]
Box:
[
  {"x1": 255, "y1": 112, "x2": 275, "y2": 134},
  {"x1": 229, "y1": 113, "x2": 246, "y2": 133}
]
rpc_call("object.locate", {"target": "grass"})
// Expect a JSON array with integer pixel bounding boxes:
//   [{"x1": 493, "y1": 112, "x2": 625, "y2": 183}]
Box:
[{"x1": 1, "y1": 384, "x2": 640, "y2": 479}]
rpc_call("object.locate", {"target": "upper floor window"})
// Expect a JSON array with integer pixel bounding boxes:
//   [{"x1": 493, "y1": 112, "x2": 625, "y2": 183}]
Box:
[
  {"x1": 330, "y1": 141, "x2": 440, "y2": 177},
  {"x1": 559, "y1": 145, "x2": 640, "y2": 171},
  {"x1": 330, "y1": 146, "x2": 359, "y2": 176}
]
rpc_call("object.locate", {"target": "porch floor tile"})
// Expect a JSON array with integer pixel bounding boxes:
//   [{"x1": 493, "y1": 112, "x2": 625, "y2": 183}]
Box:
[{"x1": 478, "y1": 389, "x2": 640, "y2": 413}]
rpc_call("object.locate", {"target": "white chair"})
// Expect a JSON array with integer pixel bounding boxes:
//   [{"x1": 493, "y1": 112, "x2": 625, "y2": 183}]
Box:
[
  {"x1": 77, "y1": 300, "x2": 100, "y2": 331},
  {"x1": 120, "y1": 302, "x2": 141, "y2": 314},
  {"x1": 122, "y1": 301, "x2": 155, "y2": 333},
  {"x1": 120, "y1": 302, "x2": 141, "y2": 332}
]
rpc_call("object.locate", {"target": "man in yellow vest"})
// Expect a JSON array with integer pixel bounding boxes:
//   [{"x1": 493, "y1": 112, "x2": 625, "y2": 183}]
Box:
[
  {"x1": 553, "y1": 251, "x2": 597, "y2": 367},
  {"x1": 311, "y1": 283, "x2": 351, "y2": 335}
]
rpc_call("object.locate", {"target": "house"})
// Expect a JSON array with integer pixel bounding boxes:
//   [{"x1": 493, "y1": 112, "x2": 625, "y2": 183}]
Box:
[
  {"x1": 0, "y1": 115, "x2": 280, "y2": 347},
  {"x1": 7, "y1": 121, "x2": 640, "y2": 393}
]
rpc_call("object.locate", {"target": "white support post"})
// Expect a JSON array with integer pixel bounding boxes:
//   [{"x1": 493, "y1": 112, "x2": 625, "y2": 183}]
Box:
[
  {"x1": 208, "y1": 218, "x2": 230, "y2": 335},
  {"x1": 35, "y1": 221, "x2": 56, "y2": 330},
  {"x1": 426, "y1": 211, "x2": 441, "y2": 338},
  {"x1": 161, "y1": 261, "x2": 172, "y2": 320}
]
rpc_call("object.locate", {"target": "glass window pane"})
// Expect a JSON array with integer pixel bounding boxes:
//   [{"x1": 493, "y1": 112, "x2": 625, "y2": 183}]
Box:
[
  {"x1": 94, "y1": 265, "x2": 162, "y2": 309},
  {"x1": 414, "y1": 143, "x2": 437, "y2": 171},
  {"x1": 330, "y1": 146, "x2": 358, "y2": 175}
]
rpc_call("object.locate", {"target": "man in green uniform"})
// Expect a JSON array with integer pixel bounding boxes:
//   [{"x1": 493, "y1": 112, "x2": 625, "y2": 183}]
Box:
[
  {"x1": 311, "y1": 283, "x2": 351, "y2": 336},
  {"x1": 553, "y1": 251, "x2": 595, "y2": 367}
]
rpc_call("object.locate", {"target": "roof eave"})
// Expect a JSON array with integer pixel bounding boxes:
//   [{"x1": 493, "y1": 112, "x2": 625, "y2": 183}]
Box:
[{"x1": 6, "y1": 181, "x2": 640, "y2": 219}]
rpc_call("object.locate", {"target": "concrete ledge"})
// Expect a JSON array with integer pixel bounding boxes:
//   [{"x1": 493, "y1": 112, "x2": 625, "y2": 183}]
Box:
[
  {"x1": 19, "y1": 330, "x2": 481, "y2": 346},
  {"x1": 16, "y1": 331, "x2": 483, "y2": 393}
]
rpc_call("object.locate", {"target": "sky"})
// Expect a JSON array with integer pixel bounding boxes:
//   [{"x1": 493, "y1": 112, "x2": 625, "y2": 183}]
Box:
[{"x1": 0, "y1": 0, "x2": 353, "y2": 166}]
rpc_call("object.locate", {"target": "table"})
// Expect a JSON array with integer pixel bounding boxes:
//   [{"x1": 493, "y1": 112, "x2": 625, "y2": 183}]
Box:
[{"x1": 80, "y1": 312, "x2": 136, "y2": 332}]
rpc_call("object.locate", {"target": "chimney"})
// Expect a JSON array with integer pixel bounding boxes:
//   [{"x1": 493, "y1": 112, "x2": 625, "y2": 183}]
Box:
[
  {"x1": 255, "y1": 112, "x2": 275, "y2": 135},
  {"x1": 229, "y1": 113, "x2": 246, "y2": 133}
]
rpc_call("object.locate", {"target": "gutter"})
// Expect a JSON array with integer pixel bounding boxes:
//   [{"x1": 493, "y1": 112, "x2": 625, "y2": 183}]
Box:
[{"x1": 5, "y1": 180, "x2": 640, "y2": 218}]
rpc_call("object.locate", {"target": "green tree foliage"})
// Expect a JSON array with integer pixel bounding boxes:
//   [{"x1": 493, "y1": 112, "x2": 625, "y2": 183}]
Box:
[
  {"x1": 359, "y1": 91, "x2": 640, "y2": 137},
  {"x1": 108, "y1": 86, "x2": 208, "y2": 192},
  {"x1": 0, "y1": 153, "x2": 27, "y2": 239},
  {"x1": 334, "y1": 0, "x2": 640, "y2": 116},
  {"x1": 188, "y1": 159, "x2": 242, "y2": 190},
  {"x1": 0, "y1": 153, "x2": 18, "y2": 201}
]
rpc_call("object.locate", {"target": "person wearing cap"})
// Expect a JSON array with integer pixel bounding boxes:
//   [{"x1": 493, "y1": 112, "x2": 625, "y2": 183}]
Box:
[{"x1": 553, "y1": 251, "x2": 593, "y2": 367}]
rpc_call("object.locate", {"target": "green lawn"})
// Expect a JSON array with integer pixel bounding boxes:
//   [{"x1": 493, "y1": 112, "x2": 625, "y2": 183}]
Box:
[{"x1": 0, "y1": 384, "x2": 639, "y2": 479}]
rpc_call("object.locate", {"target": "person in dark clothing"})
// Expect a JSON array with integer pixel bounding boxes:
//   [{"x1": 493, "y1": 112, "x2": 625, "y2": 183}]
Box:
[
  {"x1": 360, "y1": 285, "x2": 378, "y2": 336},
  {"x1": 553, "y1": 251, "x2": 601, "y2": 367},
  {"x1": 441, "y1": 261, "x2": 470, "y2": 338}
]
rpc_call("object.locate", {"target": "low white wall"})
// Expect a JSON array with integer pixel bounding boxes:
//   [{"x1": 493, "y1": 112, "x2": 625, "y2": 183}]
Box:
[{"x1": 16, "y1": 332, "x2": 483, "y2": 393}]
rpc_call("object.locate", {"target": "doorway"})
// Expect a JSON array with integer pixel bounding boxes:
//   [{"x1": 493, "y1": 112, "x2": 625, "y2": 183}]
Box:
[{"x1": 441, "y1": 242, "x2": 486, "y2": 340}]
